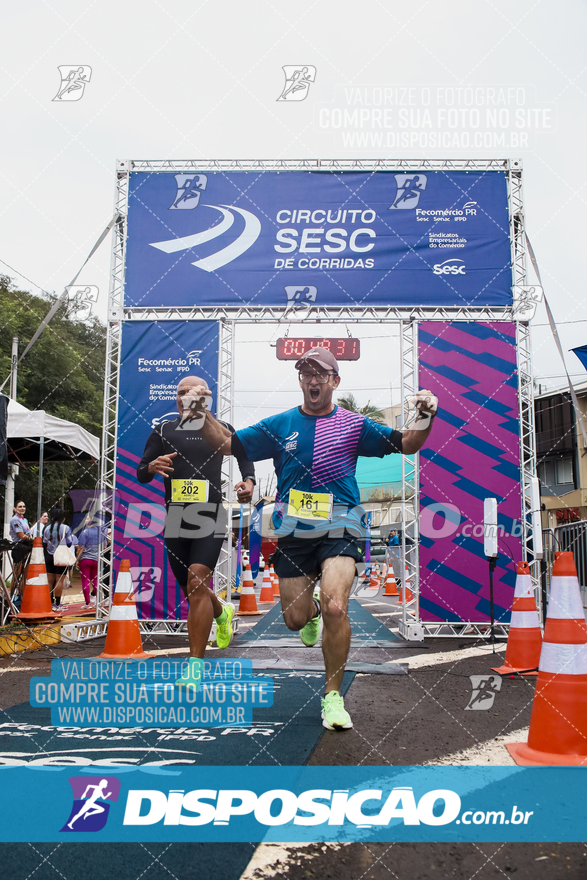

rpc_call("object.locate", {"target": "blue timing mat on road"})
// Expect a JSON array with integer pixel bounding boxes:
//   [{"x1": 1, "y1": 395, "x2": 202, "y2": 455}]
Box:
[
  {"x1": 0, "y1": 671, "x2": 355, "y2": 766},
  {"x1": 236, "y1": 599, "x2": 402, "y2": 644},
  {"x1": 0, "y1": 670, "x2": 355, "y2": 879}
]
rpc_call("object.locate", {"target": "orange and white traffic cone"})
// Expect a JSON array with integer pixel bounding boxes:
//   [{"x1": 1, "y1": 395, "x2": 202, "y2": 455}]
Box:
[
  {"x1": 384, "y1": 568, "x2": 399, "y2": 597},
  {"x1": 399, "y1": 566, "x2": 413, "y2": 603},
  {"x1": 237, "y1": 564, "x2": 262, "y2": 615},
  {"x1": 271, "y1": 564, "x2": 280, "y2": 598},
  {"x1": 98, "y1": 560, "x2": 155, "y2": 659},
  {"x1": 507, "y1": 551, "x2": 587, "y2": 766},
  {"x1": 492, "y1": 561, "x2": 542, "y2": 676},
  {"x1": 18, "y1": 537, "x2": 55, "y2": 619},
  {"x1": 258, "y1": 568, "x2": 275, "y2": 604}
]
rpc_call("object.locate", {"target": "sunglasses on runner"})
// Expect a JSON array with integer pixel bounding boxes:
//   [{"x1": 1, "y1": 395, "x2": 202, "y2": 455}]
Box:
[{"x1": 298, "y1": 370, "x2": 335, "y2": 384}]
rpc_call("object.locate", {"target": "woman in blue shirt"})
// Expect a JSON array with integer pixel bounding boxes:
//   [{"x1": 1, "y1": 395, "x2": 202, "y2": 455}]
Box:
[{"x1": 9, "y1": 500, "x2": 32, "y2": 584}]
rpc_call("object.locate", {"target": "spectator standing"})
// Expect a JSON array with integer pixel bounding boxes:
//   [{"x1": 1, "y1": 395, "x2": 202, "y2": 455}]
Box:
[
  {"x1": 76, "y1": 516, "x2": 108, "y2": 608},
  {"x1": 43, "y1": 508, "x2": 76, "y2": 609},
  {"x1": 9, "y1": 500, "x2": 32, "y2": 585},
  {"x1": 30, "y1": 511, "x2": 49, "y2": 538}
]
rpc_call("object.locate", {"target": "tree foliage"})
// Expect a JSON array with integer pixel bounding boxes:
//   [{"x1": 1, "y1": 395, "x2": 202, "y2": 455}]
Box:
[
  {"x1": 336, "y1": 391, "x2": 386, "y2": 423},
  {"x1": 0, "y1": 275, "x2": 105, "y2": 518}
]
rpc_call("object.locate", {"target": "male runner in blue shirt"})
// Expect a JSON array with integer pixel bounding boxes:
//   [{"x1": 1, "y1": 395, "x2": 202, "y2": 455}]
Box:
[{"x1": 190, "y1": 350, "x2": 437, "y2": 730}]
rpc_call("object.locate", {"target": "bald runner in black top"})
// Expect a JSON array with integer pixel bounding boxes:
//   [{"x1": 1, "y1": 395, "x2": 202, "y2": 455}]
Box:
[
  {"x1": 137, "y1": 417, "x2": 255, "y2": 585},
  {"x1": 137, "y1": 417, "x2": 255, "y2": 506}
]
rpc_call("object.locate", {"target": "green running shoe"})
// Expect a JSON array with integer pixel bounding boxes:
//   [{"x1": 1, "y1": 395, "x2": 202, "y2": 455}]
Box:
[
  {"x1": 175, "y1": 657, "x2": 203, "y2": 692},
  {"x1": 300, "y1": 599, "x2": 322, "y2": 647},
  {"x1": 321, "y1": 690, "x2": 353, "y2": 730},
  {"x1": 215, "y1": 602, "x2": 235, "y2": 650}
]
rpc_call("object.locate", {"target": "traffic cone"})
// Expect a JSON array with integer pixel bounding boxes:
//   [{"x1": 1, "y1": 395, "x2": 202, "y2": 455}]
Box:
[
  {"x1": 271, "y1": 564, "x2": 280, "y2": 598},
  {"x1": 98, "y1": 560, "x2": 155, "y2": 659},
  {"x1": 399, "y1": 566, "x2": 413, "y2": 603},
  {"x1": 384, "y1": 568, "x2": 399, "y2": 597},
  {"x1": 506, "y1": 552, "x2": 587, "y2": 766},
  {"x1": 17, "y1": 537, "x2": 56, "y2": 619},
  {"x1": 237, "y1": 564, "x2": 262, "y2": 616},
  {"x1": 492, "y1": 562, "x2": 542, "y2": 676},
  {"x1": 259, "y1": 568, "x2": 275, "y2": 604}
]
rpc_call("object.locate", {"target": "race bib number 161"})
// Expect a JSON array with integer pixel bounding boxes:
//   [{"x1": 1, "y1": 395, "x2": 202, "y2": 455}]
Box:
[{"x1": 287, "y1": 489, "x2": 333, "y2": 521}]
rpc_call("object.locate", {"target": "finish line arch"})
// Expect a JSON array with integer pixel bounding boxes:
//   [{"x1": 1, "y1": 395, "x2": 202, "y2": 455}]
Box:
[{"x1": 98, "y1": 159, "x2": 537, "y2": 640}]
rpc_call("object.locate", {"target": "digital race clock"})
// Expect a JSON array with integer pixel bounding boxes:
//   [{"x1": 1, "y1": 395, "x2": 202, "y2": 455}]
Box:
[{"x1": 275, "y1": 337, "x2": 361, "y2": 361}]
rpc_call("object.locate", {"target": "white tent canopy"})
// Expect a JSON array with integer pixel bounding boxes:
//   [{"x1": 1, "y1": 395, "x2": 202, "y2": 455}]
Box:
[{"x1": 7, "y1": 399, "x2": 99, "y2": 460}]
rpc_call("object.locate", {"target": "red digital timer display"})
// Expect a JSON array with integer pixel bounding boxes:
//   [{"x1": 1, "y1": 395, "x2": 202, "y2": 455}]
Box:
[{"x1": 276, "y1": 338, "x2": 361, "y2": 361}]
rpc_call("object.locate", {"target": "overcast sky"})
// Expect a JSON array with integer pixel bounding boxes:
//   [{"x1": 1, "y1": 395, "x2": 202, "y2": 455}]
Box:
[{"x1": 3, "y1": 0, "x2": 586, "y2": 448}]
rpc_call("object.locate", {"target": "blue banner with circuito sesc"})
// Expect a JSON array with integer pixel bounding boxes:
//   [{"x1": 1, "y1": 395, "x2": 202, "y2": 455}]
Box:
[{"x1": 124, "y1": 170, "x2": 512, "y2": 310}]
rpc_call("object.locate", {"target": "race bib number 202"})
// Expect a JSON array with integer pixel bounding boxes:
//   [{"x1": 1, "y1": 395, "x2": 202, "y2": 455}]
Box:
[{"x1": 171, "y1": 479, "x2": 210, "y2": 503}]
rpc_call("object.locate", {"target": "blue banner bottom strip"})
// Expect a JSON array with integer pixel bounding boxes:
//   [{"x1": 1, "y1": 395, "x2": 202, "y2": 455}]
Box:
[{"x1": 0, "y1": 766, "x2": 585, "y2": 842}]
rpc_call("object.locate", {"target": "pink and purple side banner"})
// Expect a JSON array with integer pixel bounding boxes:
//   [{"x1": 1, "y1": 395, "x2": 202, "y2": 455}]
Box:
[{"x1": 418, "y1": 321, "x2": 522, "y2": 624}]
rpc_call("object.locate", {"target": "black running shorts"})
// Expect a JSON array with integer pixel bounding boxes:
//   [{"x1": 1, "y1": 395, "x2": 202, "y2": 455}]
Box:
[
  {"x1": 272, "y1": 532, "x2": 363, "y2": 580},
  {"x1": 164, "y1": 503, "x2": 228, "y2": 591},
  {"x1": 11, "y1": 542, "x2": 30, "y2": 564},
  {"x1": 165, "y1": 535, "x2": 225, "y2": 590}
]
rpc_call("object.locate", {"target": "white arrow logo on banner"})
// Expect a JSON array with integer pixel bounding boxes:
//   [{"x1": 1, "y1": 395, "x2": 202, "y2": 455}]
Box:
[{"x1": 149, "y1": 205, "x2": 261, "y2": 272}]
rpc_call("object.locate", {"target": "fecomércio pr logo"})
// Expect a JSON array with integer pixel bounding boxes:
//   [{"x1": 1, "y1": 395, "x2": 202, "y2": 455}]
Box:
[{"x1": 61, "y1": 776, "x2": 121, "y2": 833}]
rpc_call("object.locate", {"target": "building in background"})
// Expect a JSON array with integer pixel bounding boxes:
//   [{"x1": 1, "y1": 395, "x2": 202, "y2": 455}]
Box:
[{"x1": 535, "y1": 383, "x2": 587, "y2": 528}]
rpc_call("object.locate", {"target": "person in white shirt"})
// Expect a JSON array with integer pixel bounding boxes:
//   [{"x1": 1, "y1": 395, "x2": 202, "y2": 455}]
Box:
[{"x1": 30, "y1": 511, "x2": 49, "y2": 538}]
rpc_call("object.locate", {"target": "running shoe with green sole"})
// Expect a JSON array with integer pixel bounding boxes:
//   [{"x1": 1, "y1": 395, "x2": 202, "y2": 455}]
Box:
[
  {"x1": 215, "y1": 602, "x2": 235, "y2": 649},
  {"x1": 321, "y1": 690, "x2": 353, "y2": 730},
  {"x1": 300, "y1": 600, "x2": 322, "y2": 647},
  {"x1": 175, "y1": 657, "x2": 204, "y2": 692}
]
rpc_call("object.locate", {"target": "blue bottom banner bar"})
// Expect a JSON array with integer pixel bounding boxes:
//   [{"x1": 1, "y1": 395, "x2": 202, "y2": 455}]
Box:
[{"x1": 0, "y1": 766, "x2": 585, "y2": 842}]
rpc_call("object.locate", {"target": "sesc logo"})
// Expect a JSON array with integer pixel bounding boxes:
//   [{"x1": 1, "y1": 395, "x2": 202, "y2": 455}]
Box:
[
  {"x1": 285, "y1": 431, "x2": 299, "y2": 453},
  {"x1": 433, "y1": 259, "x2": 466, "y2": 276}
]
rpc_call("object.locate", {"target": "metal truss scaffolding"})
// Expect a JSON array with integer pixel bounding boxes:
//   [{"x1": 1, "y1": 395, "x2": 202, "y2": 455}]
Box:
[
  {"x1": 517, "y1": 319, "x2": 539, "y2": 595},
  {"x1": 119, "y1": 158, "x2": 513, "y2": 174},
  {"x1": 97, "y1": 169, "x2": 127, "y2": 619},
  {"x1": 213, "y1": 319, "x2": 235, "y2": 599},
  {"x1": 98, "y1": 157, "x2": 534, "y2": 640},
  {"x1": 398, "y1": 319, "x2": 422, "y2": 640}
]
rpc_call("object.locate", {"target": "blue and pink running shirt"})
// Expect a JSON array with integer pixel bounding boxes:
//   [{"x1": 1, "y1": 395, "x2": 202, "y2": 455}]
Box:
[{"x1": 235, "y1": 406, "x2": 402, "y2": 538}]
